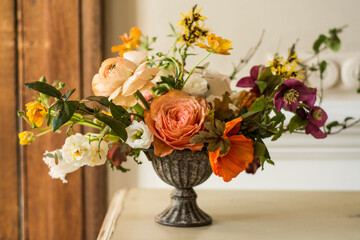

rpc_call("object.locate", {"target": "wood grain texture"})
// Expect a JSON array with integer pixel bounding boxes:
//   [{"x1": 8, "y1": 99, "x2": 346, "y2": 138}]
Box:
[
  {"x1": 18, "y1": 0, "x2": 84, "y2": 239},
  {"x1": 0, "y1": 0, "x2": 19, "y2": 239},
  {"x1": 81, "y1": 1, "x2": 107, "y2": 239}
]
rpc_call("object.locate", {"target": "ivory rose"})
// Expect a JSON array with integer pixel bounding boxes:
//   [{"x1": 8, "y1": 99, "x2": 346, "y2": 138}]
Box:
[
  {"x1": 92, "y1": 51, "x2": 159, "y2": 107},
  {"x1": 144, "y1": 90, "x2": 209, "y2": 157}
]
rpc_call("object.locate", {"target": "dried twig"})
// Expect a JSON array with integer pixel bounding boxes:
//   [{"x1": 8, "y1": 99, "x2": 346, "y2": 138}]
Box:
[{"x1": 229, "y1": 29, "x2": 265, "y2": 80}]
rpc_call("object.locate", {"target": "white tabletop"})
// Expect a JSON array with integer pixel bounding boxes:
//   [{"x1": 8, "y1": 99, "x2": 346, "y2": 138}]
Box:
[{"x1": 98, "y1": 188, "x2": 360, "y2": 240}]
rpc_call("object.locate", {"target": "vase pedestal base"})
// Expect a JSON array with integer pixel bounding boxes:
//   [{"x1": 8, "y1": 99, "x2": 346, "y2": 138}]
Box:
[{"x1": 155, "y1": 188, "x2": 212, "y2": 227}]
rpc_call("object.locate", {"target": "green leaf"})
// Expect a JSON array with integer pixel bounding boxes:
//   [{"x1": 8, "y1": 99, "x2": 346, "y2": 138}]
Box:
[
  {"x1": 241, "y1": 95, "x2": 267, "y2": 119},
  {"x1": 257, "y1": 66, "x2": 272, "y2": 82},
  {"x1": 326, "y1": 121, "x2": 340, "y2": 133},
  {"x1": 62, "y1": 88, "x2": 76, "y2": 100},
  {"x1": 52, "y1": 101, "x2": 78, "y2": 131},
  {"x1": 257, "y1": 81, "x2": 267, "y2": 93},
  {"x1": 288, "y1": 114, "x2": 307, "y2": 133},
  {"x1": 253, "y1": 141, "x2": 266, "y2": 157},
  {"x1": 95, "y1": 113, "x2": 127, "y2": 141},
  {"x1": 25, "y1": 81, "x2": 62, "y2": 98},
  {"x1": 313, "y1": 34, "x2": 326, "y2": 54},
  {"x1": 319, "y1": 61, "x2": 327, "y2": 75},
  {"x1": 325, "y1": 34, "x2": 341, "y2": 52},
  {"x1": 344, "y1": 117, "x2": 354, "y2": 123},
  {"x1": 109, "y1": 101, "x2": 131, "y2": 126},
  {"x1": 83, "y1": 96, "x2": 110, "y2": 107}
]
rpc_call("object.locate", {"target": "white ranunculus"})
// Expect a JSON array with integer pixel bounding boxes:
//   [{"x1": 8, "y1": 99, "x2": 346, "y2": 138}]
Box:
[
  {"x1": 43, "y1": 150, "x2": 80, "y2": 183},
  {"x1": 203, "y1": 69, "x2": 232, "y2": 97},
  {"x1": 62, "y1": 133, "x2": 91, "y2": 167},
  {"x1": 182, "y1": 73, "x2": 208, "y2": 96},
  {"x1": 125, "y1": 120, "x2": 153, "y2": 149},
  {"x1": 86, "y1": 140, "x2": 109, "y2": 167}
]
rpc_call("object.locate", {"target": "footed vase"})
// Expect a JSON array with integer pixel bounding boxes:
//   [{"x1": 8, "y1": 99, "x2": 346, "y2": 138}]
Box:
[{"x1": 144, "y1": 149, "x2": 213, "y2": 227}]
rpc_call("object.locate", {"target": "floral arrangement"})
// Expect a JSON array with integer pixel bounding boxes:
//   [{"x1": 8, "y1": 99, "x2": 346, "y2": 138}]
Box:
[{"x1": 18, "y1": 5, "x2": 359, "y2": 183}]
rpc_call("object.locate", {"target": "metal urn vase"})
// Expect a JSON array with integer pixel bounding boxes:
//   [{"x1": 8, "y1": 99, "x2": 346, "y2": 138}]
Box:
[{"x1": 144, "y1": 149, "x2": 213, "y2": 227}]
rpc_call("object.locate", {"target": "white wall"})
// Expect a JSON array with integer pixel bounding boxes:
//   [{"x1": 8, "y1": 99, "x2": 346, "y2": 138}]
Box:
[{"x1": 103, "y1": 0, "x2": 360, "y2": 199}]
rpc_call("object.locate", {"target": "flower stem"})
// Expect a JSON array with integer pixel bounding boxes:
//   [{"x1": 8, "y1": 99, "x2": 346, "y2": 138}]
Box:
[
  {"x1": 36, "y1": 128, "x2": 53, "y2": 137},
  {"x1": 183, "y1": 52, "x2": 211, "y2": 86},
  {"x1": 135, "y1": 90, "x2": 150, "y2": 111}
]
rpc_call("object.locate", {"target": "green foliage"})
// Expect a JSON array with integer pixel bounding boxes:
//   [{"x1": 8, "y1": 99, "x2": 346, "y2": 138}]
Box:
[
  {"x1": 128, "y1": 148, "x2": 143, "y2": 164},
  {"x1": 155, "y1": 75, "x2": 178, "y2": 94},
  {"x1": 190, "y1": 119, "x2": 231, "y2": 155},
  {"x1": 82, "y1": 96, "x2": 110, "y2": 107},
  {"x1": 288, "y1": 114, "x2": 307, "y2": 133},
  {"x1": 25, "y1": 81, "x2": 62, "y2": 99},
  {"x1": 313, "y1": 26, "x2": 345, "y2": 54},
  {"x1": 109, "y1": 101, "x2": 131, "y2": 126},
  {"x1": 62, "y1": 89, "x2": 76, "y2": 101},
  {"x1": 313, "y1": 34, "x2": 327, "y2": 54},
  {"x1": 95, "y1": 113, "x2": 127, "y2": 141},
  {"x1": 319, "y1": 61, "x2": 327, "y2": 76},
  {"x1": 241, "y1": 95, "x2": 267, "y2": 119},
  {"x1": 52, "y1": 101, "x2": 78, "y2": 131}
]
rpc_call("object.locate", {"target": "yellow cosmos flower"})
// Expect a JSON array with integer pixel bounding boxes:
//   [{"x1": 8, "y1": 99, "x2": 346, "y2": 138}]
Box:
[
  {"x1": 112, "y1": 27, "x2": 142, "y2": 57},
  {"x1": 18, "y1": 131, "x2": 35, "y2": 145},
  {"x1": 195, "y1": 33, "x2": 233, "y2": 55},
  {"x1": 25, "y1": 101, "x2": 48, "y2": 127}
]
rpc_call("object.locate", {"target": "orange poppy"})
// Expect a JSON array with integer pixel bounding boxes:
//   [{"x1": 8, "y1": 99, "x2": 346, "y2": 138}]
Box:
[{"x1": 209, "y1": 117, "x2": 254, "y2": 182}]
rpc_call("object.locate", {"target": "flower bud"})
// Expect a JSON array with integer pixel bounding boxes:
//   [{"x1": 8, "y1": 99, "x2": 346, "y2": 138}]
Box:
[{"x1": 18, "y1": 131, "x2": 35, "y2": 145}]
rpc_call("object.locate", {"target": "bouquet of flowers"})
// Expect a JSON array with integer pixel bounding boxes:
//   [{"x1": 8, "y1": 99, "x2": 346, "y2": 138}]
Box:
[{"x1": 18, "y1": 5, "x2": 358, "y2": 183}]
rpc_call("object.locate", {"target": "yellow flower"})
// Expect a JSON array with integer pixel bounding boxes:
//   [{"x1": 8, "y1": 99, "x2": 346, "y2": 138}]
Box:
[
  {"x1": 112, "y1": 27, "x2": 142, "y2": 57},
  {"x1": 18, "y1": 131, "x2": 35, "y2": 145},
  {"x1": 268, "y1": 49, "x2": 305, "y2": 80},
  {"x1": 177, "y1": 5, "x2": 209, "y2": 45},
  {"x1": 195, "y1": 33, "x2": 233, "y2": 55},
  {"x1": 25, "y1": 101, "x2": 48, "y2": 127}
]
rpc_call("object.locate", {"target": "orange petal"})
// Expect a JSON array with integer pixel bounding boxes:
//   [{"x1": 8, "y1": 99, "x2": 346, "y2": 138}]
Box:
[
  {"x1": 153, "y1": 136, "x2": 175, "y2": 157},
  {"x1": 224, "y1": 117, "x2": 242, "y2": 136},
  {"x1": 209, "y1": 134, "x2": 254, "y2": 182}
]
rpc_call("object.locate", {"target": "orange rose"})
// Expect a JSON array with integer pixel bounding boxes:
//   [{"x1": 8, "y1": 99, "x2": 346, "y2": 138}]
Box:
[
  {"x1": 145, "y1": 90, "x2": 209, "y2": 157},
  {"x1": 92, "y1": 51, "x2": 159, "y2": 107}
]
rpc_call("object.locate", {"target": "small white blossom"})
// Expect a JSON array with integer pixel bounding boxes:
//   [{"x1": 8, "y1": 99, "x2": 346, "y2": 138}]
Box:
[
  {"x1": 43, "y1": 150, "x2": 80, "y2": 183},
  {"x1": 86, "y1": 141, "x2": 109, "y2": 167},
  {"x1": 182, "y1": 73, "x2": 208, "y2": 96},
  {"x1": 62, "y1": 133, "x2": 91, "y2": 167},
  {"x1": 125, "y1": 120, "x2": 153, "y2": 149}
]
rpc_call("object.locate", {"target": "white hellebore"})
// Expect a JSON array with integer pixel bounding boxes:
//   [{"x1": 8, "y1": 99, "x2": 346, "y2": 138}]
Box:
[
  {"x1": 43, "y1": 150, "x2": 80, "y2": 183},
  {"x1": 182, "y1": 73, "x2": 208, "y2": 96},
  {"x1": 203, "y1": 69, "x2": 232, "y2": 97},
  {"x1": 87, "y1": 141, "x2": 109, "y2": 167},
  {"x1": 62, "y1": 133, "x2": 92, "y2": 167},
  {"x1": 125, "y1": 120, "x2": 153, "y2": 149}
]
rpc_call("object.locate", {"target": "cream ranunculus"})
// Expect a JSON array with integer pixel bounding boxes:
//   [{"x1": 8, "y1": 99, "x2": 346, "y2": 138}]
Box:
[
  {"x1": 62, "y1": 133, "x2": 91, "y2": 167},
  {"x1": 92, "y1": 51, "x2": 159, "y2": 107},
  {"x1": 125, "y1": 120, "x2": 154, "y2": 149},
  {"x1": 182, "y1": 73, "x2": 208, "y2": 96},
  {"x1": 203, "y1": 69, "x2": 232, "y2": 97},
  {"x1": 87, "y1": 141, "x2": 109, "y2": 166},
  {"x1": 43, "y1": 150, "x2": 80, "y2": 183}
]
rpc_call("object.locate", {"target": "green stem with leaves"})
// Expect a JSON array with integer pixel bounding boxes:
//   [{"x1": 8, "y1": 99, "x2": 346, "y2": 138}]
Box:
[{"x1": 183, "y1": 52, "x2": 211, "y2": 85}]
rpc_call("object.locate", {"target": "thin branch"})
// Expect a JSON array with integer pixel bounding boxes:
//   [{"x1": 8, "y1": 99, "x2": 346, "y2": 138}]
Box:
[{"x1": 229, "y1": 29, "x2": 265, "y2": 80}]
